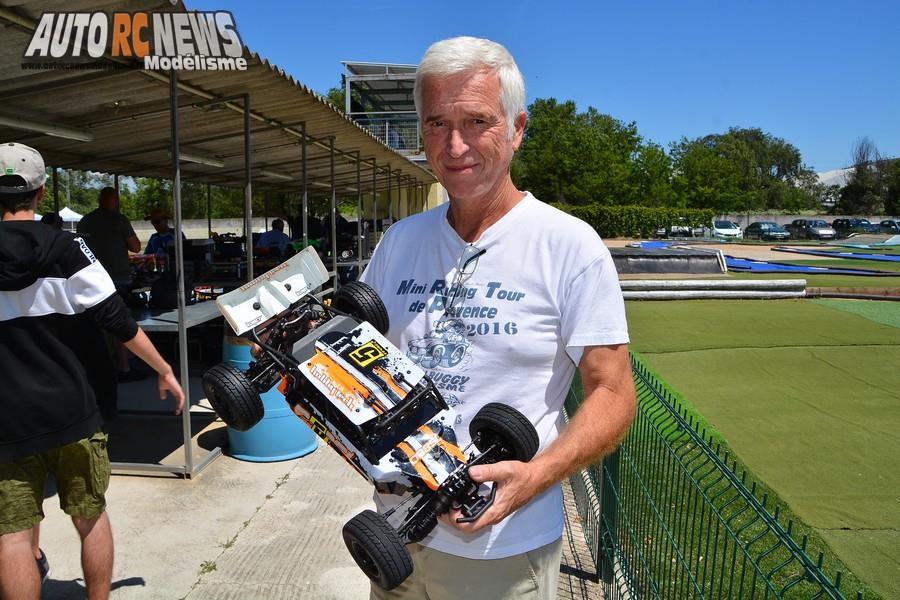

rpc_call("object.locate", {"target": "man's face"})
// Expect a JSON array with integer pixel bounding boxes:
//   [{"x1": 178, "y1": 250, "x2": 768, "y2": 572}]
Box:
[
  {"x1": 151, "y1": 217, "x2": 168, "y2": 234},
  {"x1": 420, "y1": 70, "x2": 525, "y2": 203}
]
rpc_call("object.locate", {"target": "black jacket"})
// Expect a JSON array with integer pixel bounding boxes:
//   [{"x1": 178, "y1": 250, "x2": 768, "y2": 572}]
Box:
[{"x1": 0, "y1": 221, "x2": 138, "y2": 461}]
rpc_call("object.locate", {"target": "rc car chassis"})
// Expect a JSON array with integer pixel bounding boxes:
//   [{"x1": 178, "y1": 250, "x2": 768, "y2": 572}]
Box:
[{"x1": 201, "y1": 248, "x2": 539, "y2": 590}]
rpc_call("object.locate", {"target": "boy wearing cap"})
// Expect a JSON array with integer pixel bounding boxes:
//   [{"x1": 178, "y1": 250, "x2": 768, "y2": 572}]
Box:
[{"x1": 0, "y1": 143, "x2": 185, "y2": 600}]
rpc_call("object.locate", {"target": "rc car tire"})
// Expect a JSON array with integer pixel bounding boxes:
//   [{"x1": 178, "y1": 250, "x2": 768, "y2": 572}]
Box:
[
  {"x1": 202, "y1": 363, "x2": 264, "y2": 432},
  {"x1": 342, "y1": 510, "x2": 413, "y2": 591},
  {"x1": 470, "y1": 403, "x2": 540, "y2": 463},
  {"x1": 333, "y1": 281, "x2": 390, "y2": 334}
]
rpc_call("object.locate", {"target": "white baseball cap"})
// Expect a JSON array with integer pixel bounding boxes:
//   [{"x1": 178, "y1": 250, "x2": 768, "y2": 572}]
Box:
[{"x1": 0, "y1": 143, "x2": 46, "y2": 194}]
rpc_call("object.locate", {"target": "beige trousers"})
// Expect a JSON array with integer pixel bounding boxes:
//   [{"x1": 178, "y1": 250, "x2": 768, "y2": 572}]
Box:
[{"x1": 370, "y1": 537, "x2": 563, "y2": 600}]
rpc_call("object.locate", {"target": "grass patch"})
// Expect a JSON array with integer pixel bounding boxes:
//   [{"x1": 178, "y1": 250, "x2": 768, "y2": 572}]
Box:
[
  {"x1": 812, "y1": 298, "x2": 900, "y2": 329},
  {"x1": 621, "y1": 299, "x2": 900, "y2": 599}
]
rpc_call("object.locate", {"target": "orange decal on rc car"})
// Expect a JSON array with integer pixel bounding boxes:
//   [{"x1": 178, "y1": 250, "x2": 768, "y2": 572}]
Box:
[
  {"x1": 398, "y1": 441, "x2": 439, "y2": 490},
  {"x1": 372, "y1": 365, "x2": 408, "y2": 399},
  {"x1": 307, "y1": 351, "x2": 374, "y2": 413}
]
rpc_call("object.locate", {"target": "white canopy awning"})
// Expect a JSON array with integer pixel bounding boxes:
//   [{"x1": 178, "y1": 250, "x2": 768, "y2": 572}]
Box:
[{"x1": 58, "y1": 206, "x2": 83, "y2": 222}]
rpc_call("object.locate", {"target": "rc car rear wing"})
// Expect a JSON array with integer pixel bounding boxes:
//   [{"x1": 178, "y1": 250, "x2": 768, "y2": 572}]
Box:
[{"x1": 216, "y1": 246, "x2": 330, "y2": 335}]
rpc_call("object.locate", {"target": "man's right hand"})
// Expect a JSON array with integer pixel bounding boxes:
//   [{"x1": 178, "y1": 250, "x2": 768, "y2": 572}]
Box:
[{"x1": 157, "y1": 369, "x2": 185, "y2": 415}]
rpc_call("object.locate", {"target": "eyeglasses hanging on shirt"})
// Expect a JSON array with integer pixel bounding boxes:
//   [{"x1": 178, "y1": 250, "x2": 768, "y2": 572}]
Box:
[{"x1": 438, "y1": 244, "x2": 486, "y2": 323}]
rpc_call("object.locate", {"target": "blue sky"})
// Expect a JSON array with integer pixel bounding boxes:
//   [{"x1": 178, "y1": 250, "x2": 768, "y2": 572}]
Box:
[{"x1": 190, "y1": 0, "x2": 899, "y2": 173}]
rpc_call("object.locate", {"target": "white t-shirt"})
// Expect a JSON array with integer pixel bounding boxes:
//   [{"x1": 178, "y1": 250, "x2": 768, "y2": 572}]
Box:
[{"x1": 359, "y1": 192, "x2": 629, "y2": 559}]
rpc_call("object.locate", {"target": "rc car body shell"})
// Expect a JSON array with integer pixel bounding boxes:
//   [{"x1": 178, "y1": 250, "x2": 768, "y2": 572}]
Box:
[
  {"x1": 205, "y1": 249, "x2": 539, "y2": 589},
  {"x1": 289, "y1": 315, "x2": 465, "y2": 494}
]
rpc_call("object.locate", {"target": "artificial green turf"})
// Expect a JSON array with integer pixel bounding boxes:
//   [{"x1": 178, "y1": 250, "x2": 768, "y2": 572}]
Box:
[
  {"x1": 625, "y1": 299, "x2": 900, "y2": 600},
  {"x1": 626, "y1": 298, "x2": 899, "y2": 354},
  {"x1": 813, "y1": 298, "x2": 900, "y2": 329},
  {"x1": 819, "y1": 529, "x2": 900, "y2": 600}
]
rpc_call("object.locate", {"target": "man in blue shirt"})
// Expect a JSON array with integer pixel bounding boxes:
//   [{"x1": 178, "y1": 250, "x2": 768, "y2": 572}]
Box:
[
  {"x1": 256, "y1": 218, "x2": 291, "y2": 256},
  {"x1": 144, "y1": 207, "x2": 180, "y2": 255}
]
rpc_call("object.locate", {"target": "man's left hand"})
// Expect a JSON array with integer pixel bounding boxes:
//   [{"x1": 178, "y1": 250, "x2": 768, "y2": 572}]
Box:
[{"x1": 443, "y1": 460, "x2": 541, "y2": 533}]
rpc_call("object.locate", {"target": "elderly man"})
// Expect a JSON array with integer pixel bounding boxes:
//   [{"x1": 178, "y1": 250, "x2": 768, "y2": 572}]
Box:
[
  {"x1": 359, "y1": 37, "x2": 636, "y2": 600},
  {"x1": 0, "y1": 143, "x2": 185, "y2": 600}
]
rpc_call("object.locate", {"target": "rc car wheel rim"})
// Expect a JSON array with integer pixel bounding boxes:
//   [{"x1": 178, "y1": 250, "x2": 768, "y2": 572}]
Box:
[{"x1": 350, "y1": 541, "x2": 380, "y2": 579}]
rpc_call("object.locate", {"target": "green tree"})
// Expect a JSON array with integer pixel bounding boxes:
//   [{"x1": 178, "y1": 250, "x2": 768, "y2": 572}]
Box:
[
  {"x1": 35, "y1": 169, "x2": 111, "y2": 217},
  {"x1": 836, "y1": 137, "x2": 890, "y2": 215},
  {"x1": 884, "y1": 159, "x2": 900, "y2": 215},
  {"x1": 634, "y1": 142, "x2": 677, "y2": 207},
  {"x1": 671, "y1": 127, "x2": 817, "y2": 213},
  {"x1": 512, "y1": 98, "x2": 646, "y2": 205}
]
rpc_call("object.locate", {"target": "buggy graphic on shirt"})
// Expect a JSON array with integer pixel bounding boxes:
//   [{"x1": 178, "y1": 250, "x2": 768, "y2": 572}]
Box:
[{"x1": 406, "y1": 318, "x2": 471, "y2": 369}]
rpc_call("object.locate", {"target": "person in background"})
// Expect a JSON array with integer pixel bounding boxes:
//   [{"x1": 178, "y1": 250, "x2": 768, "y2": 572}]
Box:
[
  {"x1": 0, "y1": 142, "x2": 185, "y2": 600},
  {"x1": 48, "y1": 209, "x2": 120, "y2": 415},
  {"x1": 255, "y1": 218, "x2": 291, "y2": 257},
  {"x1": 39, "y1": 212, "x2": 63, "y2": 229},
  {"x1": 77, "y1": 187, "x2": 141, "y2": 290},
  {"x1": 144, "y1": 207, "x2": 180, "y2": 256},
  {"x1": 79, "y1": 189, "x2": 142, "y2": 382},
  {"x1": 359, "y1": 37, "x2": 635, "y2": 599}
]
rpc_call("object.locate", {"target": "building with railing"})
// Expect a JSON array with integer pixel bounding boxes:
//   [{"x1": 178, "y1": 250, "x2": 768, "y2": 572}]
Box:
[{"x1": 341, "y1": 61, "x2": 427, "y2": 168}]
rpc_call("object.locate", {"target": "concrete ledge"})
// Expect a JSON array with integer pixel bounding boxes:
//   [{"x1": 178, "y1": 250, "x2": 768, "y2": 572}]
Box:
[{"x1": 621, "y1": 279, "x2": 806, "y2": 300}]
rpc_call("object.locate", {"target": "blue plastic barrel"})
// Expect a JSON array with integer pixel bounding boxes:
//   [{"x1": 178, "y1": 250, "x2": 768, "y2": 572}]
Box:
[{"x1": 222, "y1": 335, "x2": 318, "y2": 462}]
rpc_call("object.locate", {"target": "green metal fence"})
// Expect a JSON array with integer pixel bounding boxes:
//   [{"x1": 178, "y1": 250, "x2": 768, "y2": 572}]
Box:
[{"x1": 564, "y1": 355, "x2": 864, "y2": 600}]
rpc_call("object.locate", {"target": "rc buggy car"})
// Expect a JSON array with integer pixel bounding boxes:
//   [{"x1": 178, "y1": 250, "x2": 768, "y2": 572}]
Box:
[{"x1": 201, "y1": 247, "x2": 539, "y2": 590}]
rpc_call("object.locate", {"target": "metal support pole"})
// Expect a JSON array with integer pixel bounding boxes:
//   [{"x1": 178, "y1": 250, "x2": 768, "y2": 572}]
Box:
[
  {"x1": 169, "y1": 69, "x2": 194, "y2": 476},
  {"x1": 243, "y1": 93, "x2": 253, "y2": 281},
  {"x1": 397, "y1": 169, "x2": 409, "y2": 221},
  {"x1": 344, "y1": 72, "x2": 351, "y2": 115},
  {"x1": 206, "y1": 184, "x2": 212, "y2": 237},
  {"x1": 113, "y1": 174, "x2": 119, "y2": 196},
  {"x1": 356, "y1": 151, "x2": 362, "y2": 272},
  {"x1": 386, "y1": 165, "x2": 392, "y2": 223},
  {"x1": 406, "y1": 178, "x2": 411, "y2": 218},
  {"x1": 371, "y1": 158, "x2": 378, "y2": 249},
  {"x1": 301, "y1": 123, "x2": 308, "y2": 248},
  {"x1": 52, "y1": 167, "x2": 59, "y2": 212},
  {"x1": 329, "y1": 137, "x2": 337, "y2": 290},
  {"x1": 264, "y1": 192, "x2": 269, "y2": 230}
]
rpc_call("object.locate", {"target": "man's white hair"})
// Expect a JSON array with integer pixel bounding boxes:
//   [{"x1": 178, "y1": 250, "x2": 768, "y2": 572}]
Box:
[{"x1": 414, "y1": 36, "x2": 526, "y2": 141}]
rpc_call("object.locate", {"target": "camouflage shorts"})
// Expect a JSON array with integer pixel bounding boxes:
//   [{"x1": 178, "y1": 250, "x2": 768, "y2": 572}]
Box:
[{"x1": 0, "y1": 431, "x2": 110, "y2": 535}]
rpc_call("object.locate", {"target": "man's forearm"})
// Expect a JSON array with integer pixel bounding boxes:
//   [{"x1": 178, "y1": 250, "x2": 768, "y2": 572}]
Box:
[
  {"x1": 123, "y1": 328, "x2": 173, "y2": 375},
  {"x1": 528, "y1": 378, "x2": 636, "y2": 495}
]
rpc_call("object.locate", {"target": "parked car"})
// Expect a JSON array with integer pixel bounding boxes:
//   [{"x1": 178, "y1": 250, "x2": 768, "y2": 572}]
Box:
[
  {"x1": 786, "y1": 219, "x2": 835, "y2": 240},
  {"x1": 658, "y1": 221, "x2": 704, "y2": 238},
  {"x1": 799, "y1": 219, "x2": 836, "y2": 240},
  {"x1": 744, "y1": 221, "x2": 791, "y2": 241},
  {"x1": 879, "y1": 219, "x2": 900, "y2": 234},
  {"x1": 712, "y1": 220, "x2": 743, "y2": 239},
  {"x1": 832, "y1": 218, "x2": 879, "y2": 237}
]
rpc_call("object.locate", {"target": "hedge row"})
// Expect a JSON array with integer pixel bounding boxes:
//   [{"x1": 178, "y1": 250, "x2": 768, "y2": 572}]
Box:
[{"x1": 556, "y1": 204, "x2": 716, "y2": 238}]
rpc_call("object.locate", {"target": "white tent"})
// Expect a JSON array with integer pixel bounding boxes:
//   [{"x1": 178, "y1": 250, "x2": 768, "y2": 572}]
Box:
[{"x1": 58, "y1": 206, "x2": 83, "y2": 222}]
